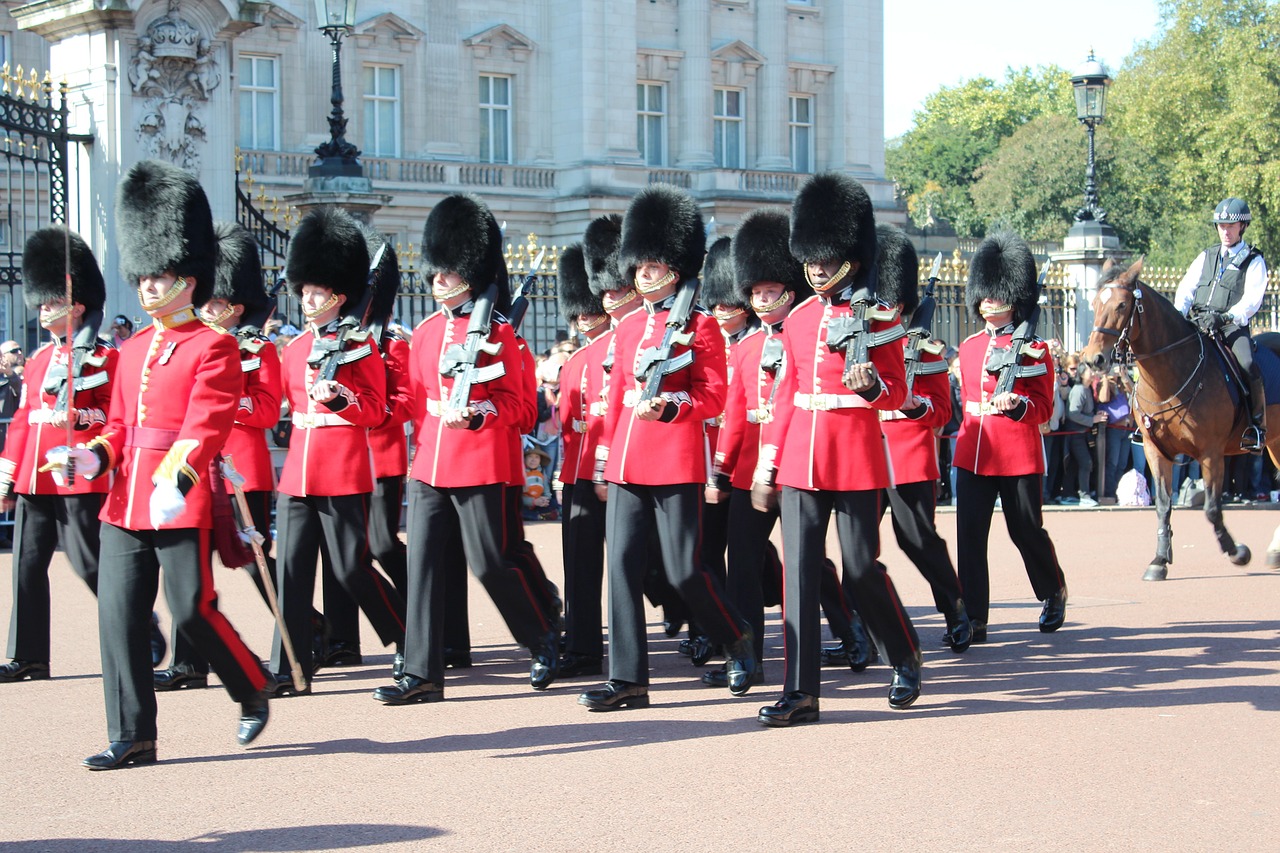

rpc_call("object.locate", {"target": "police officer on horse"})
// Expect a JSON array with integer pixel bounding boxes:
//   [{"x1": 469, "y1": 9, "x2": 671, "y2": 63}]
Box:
[{"x1": 1174, "y1": 197, "x2": 1269, "y2": 451}]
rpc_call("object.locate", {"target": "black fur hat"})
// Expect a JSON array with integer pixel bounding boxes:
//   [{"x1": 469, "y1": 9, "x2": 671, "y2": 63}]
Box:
[
  {"x1": 557, "y1": 243, "x2": 603, "y2": 323},
  {"x1": 360, "y1": 226, "x2": 401, "y2": 330},
  {"x1": 966, "y1": 231, "x2": 1038, "y2": 322},
  {"x1": 285, "y1": 207, "x2": 369, "y2": 316},
  {"x1": 619, "y1": 185, "x2": 706, "y2": 283},
  {"x1": 22, "y1": 226, "x2": 106, "y2": 312},
  {"x1": 732, "y1": 209, "x2": 809, "y2": 305},
  {"x1": 421, "y1": 193, "x2": 509, "y2": 310},
  {"x1": 875, "y1": 224, "x2": 919, "y2": 318},
  {"x1": 789, "y1": 172, "x2": 878, "y2": 279},
  {"x1": 116, "y1": 159, "x2": 217, "y2": 306},
  {"x1": 212, "y1": 222, "x2": 272, "y2": 328},
  {"x1": 583, "y1": 214, "x2": 627, "y2": 298},
  {"x1": 700, "y1": 237, "x2": 744, "y2": 310}
]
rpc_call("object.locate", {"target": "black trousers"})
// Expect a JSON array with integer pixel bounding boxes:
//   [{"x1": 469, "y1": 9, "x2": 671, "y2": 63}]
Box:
[
  {"x1": 605, "y1": 481, "x2": 745, "y2": 686},
  {"x1": 725, "y1": 488, "x2": 772, "y2": 662},
  {"x1": 880, "y1": 480, "x2": 963, "y2": 615},
  {"x1": 562, "y1": 481, "x2": 607, "y2": 659},
  {"x1": 321, "y1": 475, "x2": 407, "y2": 649},
  {"x1": 780, "y1": 487, "x2": 920, "y2": 697},
  {"x1": 272, "y1": 493, "x2": 405, "y2": 680},
  {"x1": 701, "y1": 497, "x2": 729, "y2": 585},
  {"x1": 1064, "y1": 432, "x2": 1092, "y2": 494},
  {"x1": 6, "y1": 493, "x2": 102, "y2": 662},
  {"x1": 404, "y1": 480, "x2": 550, "y2": 684},
  {"x1": 98, "y1": 525, "x2": 264, "y2": 741},
  {"x1": 503, "y1": 484, "x2": 556, "y2": 616},
  {"x1": 955, "y1": 468, "x2": 1066, "y2": 626},
  {"x1": 171, "y1": 489, "x2": 274, "y2": 673}
]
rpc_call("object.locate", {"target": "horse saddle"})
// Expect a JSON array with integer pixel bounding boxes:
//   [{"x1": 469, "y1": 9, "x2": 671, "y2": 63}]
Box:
[{"x1": 1205, "y1": 332, "x2": 1280, "y2": 412}]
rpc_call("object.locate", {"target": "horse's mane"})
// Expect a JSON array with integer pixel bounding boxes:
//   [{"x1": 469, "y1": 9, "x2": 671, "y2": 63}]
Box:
[{"x1": 1099, "y1": 264, "x2": 1127, "y2": 287}]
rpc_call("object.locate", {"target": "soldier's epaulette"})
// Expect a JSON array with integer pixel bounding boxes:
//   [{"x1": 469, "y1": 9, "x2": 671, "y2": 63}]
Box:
[
  {"x1": 962, "y1": 329, "x2": 986, "y2": 344},
  {"x1": 740, "y1": 326, "x2": 764, "y2": 341},
  {"x1": 692, "y1": 304, "x2": 712, "y2": 317},
  {"x1": 416, "y1": 312, "x2": 439, "y2": 331},
  {"x1": 793, "y1": 294, "x2": 822, "y2": 312},
  {"x1": 345, "y1": 329, "x2": 371, "y2": 344},
  {"x1": 32, "y1": 341, "x2": 54, "y2": 358}
]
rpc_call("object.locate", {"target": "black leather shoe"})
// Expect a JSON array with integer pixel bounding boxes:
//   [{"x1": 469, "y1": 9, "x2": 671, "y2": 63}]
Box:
[
  {"x1": 237, "y1": 690, "x2": 269, "y2": 746},
  {"x1": 888, "y1": 654, "x2": 923, "y2": 709},
  {"x1": 530, "y1": 633, "x2": 560, "y2": 691},
  {"x1": 819, "y1": 642, "x2": 850, "y2": 667},
  {"x1": 663, "y1": 616, "x2": 685, "y2": 638},
  {"x1": 373, "y1": 675, "x2": 444, "y2": 705},
  {"x1": 0, "y1": 659, "x2": 50, "y2": 682},
  {"x1": 83, "y1": 740, "x2": 157, "y2": 770},
  {"x1": 943, "y1": 600, "x2": 973, "y2": 653},
  {"x1": 578, "y1": 680, "x2": 649, "y2": 711},
  {"x1": 846, "y1": 615, "x2": 876, "y2": 672},
  {"x1": 149, "y1": 612, "x2": 166, "y2": 667},
  {"x1": 443, "y1": 648, "x2": 473, "y2": 669},
  {"x1": 1039, "y1": 587, "x2": 1068, "y2": 633},
  {"x1": 724, "y1": 628, "x2": 759, "y2": 696},
  {"x1": 758, "y1": 692, "x2": 819, "y2": 727},
  {"x1": 152, "y1": 667, "x2": 208, "y2": 691},
  {"x1": 970, "y1": 620, "x2": 988, "y2": 643},
  {"x1": 320, "y1": 641, "x2": 363, "y2": 668},
  {"x1": 558, "y1": 653, "x2": 603, "y2": 678},
  {"x1": 546, "y1": 581, "x2": 565, "y2": 634},
  {"x1": 392, "y1": 651, "x2": 405, "y2": 681},
  {"x1": 687, "y1": 635, "x2": 718, "y2": 668},
  {"x1": 268, "y1": 672, "x2": 310, "y2": 697},
  {"x1": 702, "y1": 664, "x2": 763, "y2": 688}
]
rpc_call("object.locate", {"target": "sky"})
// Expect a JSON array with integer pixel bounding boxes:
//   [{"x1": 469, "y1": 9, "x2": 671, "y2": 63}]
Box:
[{"x1": 883, "y1": 0, "x2": 1165, "y2": 139}]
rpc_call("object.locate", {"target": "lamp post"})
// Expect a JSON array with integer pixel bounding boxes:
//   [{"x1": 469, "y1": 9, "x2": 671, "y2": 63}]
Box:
[
  {"x1": 311, "y1": 0, "x2": 362, "y2": 178},
  {"x1": 1070, "y1": 51, "x2": 1112, "y2": 223}
]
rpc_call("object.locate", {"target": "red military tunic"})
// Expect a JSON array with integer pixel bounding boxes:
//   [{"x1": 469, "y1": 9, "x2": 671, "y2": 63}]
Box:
[
  {"x1": 408, "y1": 309, "x2": 523, "y2": 488},
  {"x1": 90, "y1": 312, "x2": 240, "y2": 530},
  {"x1": 714, "y1": 327, "x2": 775, "y2": 491},
  {"x1": 220, "y1": 332, "x2": 281, "y2": 494},
  {"x1": 369, "y1": 336, "x2": 412, "y2": 480},
  {"x1": 507, "y1": 336, "x2": 540, "y2": 489},
  {"x1": 881, "y1": 349, "x2": 953, "y2": 485},
  {"x1": 954, "y1": 326, "x2": 1054, "y2": 477},
  {"x1": 600, "y1": 304, "x2": 726, "y2": 486},
  {"x1": 278, "y1": 325, "x2": 386, "y2": 497},
  {"x1": 557, "y1": 330, "x2": 611, "y2": 485},
  {"x1": 762, "y1": 295, "x2": 907, "y2": 491},
  {"x1": 1, "y1": 339, "x2": 116, "y2": 496}
]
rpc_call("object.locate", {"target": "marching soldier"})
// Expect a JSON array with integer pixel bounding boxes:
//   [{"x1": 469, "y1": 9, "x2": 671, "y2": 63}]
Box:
[
  {"x1": 754, "y1": 173, "x2": 922, "y2": 727},
  {"x1": 873, "y1": 224, "x2": 972, "y2": 653},
  {"x1": 0, "y1": 227, "x2": 115, "y2": 683},
  {"x1": 60, "y1": 160, "x2": 269, "y2": 768},
  {"x1": 155, "y1": 221, "x2": 283, "y2": 690},
  {"x1": 374, "y1": 193, "x2": 559, "y2": 705},
  {"x1": 954, "y1": 232, "x2": 1068, "y2": 641},
  {"x1": 270, "y1": 207, "x2": 406, "y2": 696},
  {"x1": 578, "y1": 185, "x2": 757, "y2": 711}
]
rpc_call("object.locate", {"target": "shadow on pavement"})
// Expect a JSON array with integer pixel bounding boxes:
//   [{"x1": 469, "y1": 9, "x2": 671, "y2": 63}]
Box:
[{"x1": 0, "y1": 824, "x2": 444, "y2": 851}]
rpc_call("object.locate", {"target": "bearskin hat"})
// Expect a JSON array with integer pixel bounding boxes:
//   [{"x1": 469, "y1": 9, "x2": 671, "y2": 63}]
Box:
[
  {"x1": 789, "y1": 172, "x2": 878, "y2": 281},
  {"x1": 117, "y1": 159, "x2": 217, "y2": 306},
  {"x1": 557, "y1": 243, "x2": 603, "y2": 323},
  {"x1": 22, "y1": 226, "x2": 106, "y2": 312},
  {"x1": 699, "y1": 237, "x2": 744, "y2": 311},
  {"x1": 583, "y1": 214, "x2": 627, "y2": 298},
  {"x1": 211, "y1": 222, "x2": 272, "y2": 329},
  {"x1": 285, "y1": 207, "x2": 369, "y2": 316},
  {"x1": 875, "y1": 224, "x2": 919, "y2": 318},
  {"x1": 359, "y1": 226, "x2": 402, "y2": 332},
  {"x1": 966, "y1": 231, "x2": 1039, "y2": 322},
  {"x1": 732, "y1": 209, "x2": 809, "y2": 306},
  {"x1": 421, "y1": 193, "x2": 511, "y2": 315},
  {"x1": 619, "y1": 185, "x2": 706, "y2": 283}
]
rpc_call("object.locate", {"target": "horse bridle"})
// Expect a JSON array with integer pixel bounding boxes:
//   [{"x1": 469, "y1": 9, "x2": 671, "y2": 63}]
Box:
[{"x1": 1091, "y1": 279, "x2": 1200, "y2": 362}]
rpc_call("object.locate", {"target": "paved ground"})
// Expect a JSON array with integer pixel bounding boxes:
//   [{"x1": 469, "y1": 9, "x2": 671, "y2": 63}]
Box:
[{"x1": 0, "y1": 504, "x2": 1278, "y2": 852}]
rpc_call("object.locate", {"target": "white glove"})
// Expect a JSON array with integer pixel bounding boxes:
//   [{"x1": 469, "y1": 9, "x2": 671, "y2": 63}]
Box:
[
  {"x1": 149, "y1": 481, "x2": 186, "y2": 528},
  {"x1": 44, "y1": 446, "x2": 100, "y2": 486}
]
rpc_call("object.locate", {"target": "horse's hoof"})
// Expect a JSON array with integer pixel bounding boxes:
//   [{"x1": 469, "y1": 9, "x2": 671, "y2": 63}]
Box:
[
  {"x1": 1143, "y1": 564, "x2": 1168, "y2": 582},
  {"x1": 1229, "y1": 544, "x2": 1252, "y2": 566},
  {"x1": 1267, "y1": 550, "x2": 1280, "y2": 570}
]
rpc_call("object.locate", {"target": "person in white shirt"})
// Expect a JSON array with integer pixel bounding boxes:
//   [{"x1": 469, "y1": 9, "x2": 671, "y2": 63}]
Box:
[{"x1": 1174, "y1": 197, "x2": 1269, "y2": 450}]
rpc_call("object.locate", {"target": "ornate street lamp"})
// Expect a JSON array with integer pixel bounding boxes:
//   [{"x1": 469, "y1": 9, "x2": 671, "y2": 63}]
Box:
[
  {"x1": 311, "y1": 0, "x2": 362, "y2": 178},
  {"x1": 1070, "y1": 51, "x2": 1112, "y2": 223}
]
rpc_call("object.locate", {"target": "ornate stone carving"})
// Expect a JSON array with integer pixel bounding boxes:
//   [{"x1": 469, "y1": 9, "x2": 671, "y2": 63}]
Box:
[{"x1": 129, "y1": 1, "x2": 220, "y2": 170}]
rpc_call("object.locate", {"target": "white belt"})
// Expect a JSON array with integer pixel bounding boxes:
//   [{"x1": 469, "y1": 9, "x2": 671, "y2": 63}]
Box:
[
  {"x1": 705, "y1": 415, "x2": 723, "y2": 428},
  {"x1": 879, "y1": 410, "x2": 909, "y2": 422},
  {"x1": 292, "y1": 411, "x2": 351, "y2": 428},
  {"x1": 965, "y1": 400, "x2": 999, "y2": 416},
  {"x1": 622, "y1": 389, "x2": 640, "y2": 408},
  {"x1": 27, "y1": 408, "x2": 59, "y2": 425},
  {"x1": 425, "y1": 399, "x2": 449, "y2": 417},
  {"x1": 588, "y1": 401, "x2": 607, "y2": 417},
  {"x1": 746, "y1": 406, "x2": 772, "y2": 425},
  {"x1": 572, "y1": 419, "x2": 589, "y2": 433},
  {"x1": 794, "y1": 392, "x2": 872, "y2": 411}
]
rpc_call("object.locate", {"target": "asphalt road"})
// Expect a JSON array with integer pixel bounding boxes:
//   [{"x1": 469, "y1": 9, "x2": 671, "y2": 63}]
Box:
[{"x1": 1, "y1": 504, "x2": 1277, "y2": 852}]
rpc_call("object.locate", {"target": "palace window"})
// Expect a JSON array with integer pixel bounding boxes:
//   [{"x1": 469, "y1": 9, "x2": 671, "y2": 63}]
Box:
[
  {"x1": 363, "y1": 64, "x2": 401, "y2": 158},
  {"x1": 714, "y1": 88, "x2": 745, "y2": 169},
  {"x1": 637, "y1": 83, "x2": 667, "y2": 167},
  {"x1": 237, "y1": 54, "x2": 279, "y2": 151},
  {"x1": 789, "y1": 95, "x2": 814, "y2": 173},
  {"x1": 479, "y1": 74, "x2": 512, "y2": 164}
]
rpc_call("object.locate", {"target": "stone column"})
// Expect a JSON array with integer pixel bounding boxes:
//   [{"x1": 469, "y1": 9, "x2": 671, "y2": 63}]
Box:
[
  {"x1": 1050, "y1": 220, "x2": 1131, "y2": 351},
  {"x1": 423, "y1": 0, "x2": 464, "y2": 160},
  {"x1": 754, "y1": 0, "x2": 790, "y2": 171},
  {"x1": 675, "y1": 0, "x2": 713, "y2": 169}
]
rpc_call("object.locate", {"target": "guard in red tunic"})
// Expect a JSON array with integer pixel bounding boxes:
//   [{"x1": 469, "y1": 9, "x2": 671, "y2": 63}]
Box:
[
  {"x1": 62, "y1": 160, "x2": 269, "y2": 768},
  {"x1": 0, "y1": 227, "x2": 115, "y2": 684},
  {"x1": 873, "y1": 225, "x2": 972, "y2": 653},
  {"x1": 153, "y1": 221, "x2": 283, "y2": 690},
  {"x1": 577, "y1": 185, "x2": 757, "y2": 711},
  {"x1": 271, "y1": 208, "x2": 405, "y2": 696},
  {"x1": 374, "y1": 193, "x2": 559, "y2": 705},
  {"x1": 954, "y1": 232, "x2": 1068, "y2": 641},
  {"x1": 755, "y1": 173, "x2": 922, "y2": 727}
]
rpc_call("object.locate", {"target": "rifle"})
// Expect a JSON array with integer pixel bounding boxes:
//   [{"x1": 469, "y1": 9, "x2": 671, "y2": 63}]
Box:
[
  {"x1": 634, "y1": 277, "x2": 698, "y2": 404},
  {"x1": 824, "y1": 260, "x2": 903, "y2": 383},
  {"x1": 307, "y1": 242, "x2": 385, "y2": 388},
  {"x1": 986, "y1": 262, "x2": 1050, "y2": 396},
  {"x1": 439, "y1": 281, "x2": 504, "y2": 413},
  {"x1": 507, "y1": 247, "x2": 546, "y2": 335},
  {"x1": 904, "y1": 253, "x2": 947, "y2": 396}
]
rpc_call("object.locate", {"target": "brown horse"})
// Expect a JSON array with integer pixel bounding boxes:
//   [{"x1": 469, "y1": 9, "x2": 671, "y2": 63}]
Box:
[{"x1": 1080, "y1": 257, "x2": 1280, "y2": 580}]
